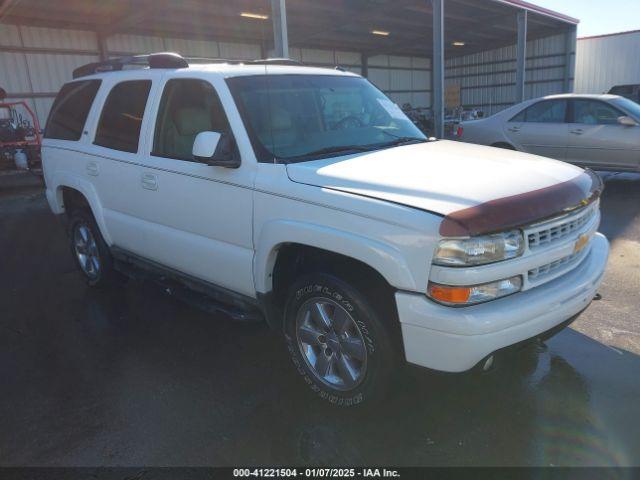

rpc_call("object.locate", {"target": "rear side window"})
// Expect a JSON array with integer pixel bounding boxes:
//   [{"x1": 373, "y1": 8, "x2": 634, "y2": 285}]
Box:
[
  {"x1": 518, "y1": 100, "x2": 567, "y2": 123},
  {"x1": 94, "y1": 80, "x2": 151, "y2": 153},
  {"x1": 45, "y1": 80, "x2": 101, "y2": 140}
]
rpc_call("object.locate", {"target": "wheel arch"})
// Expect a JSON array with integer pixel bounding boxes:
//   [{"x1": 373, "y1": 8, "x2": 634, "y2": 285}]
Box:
[
  {"x1": 49, "y1": 174, "x2": 112, "y2": 245},
  {"x1": 254, "y1": 221, "x2": 417, "y2": 295}
]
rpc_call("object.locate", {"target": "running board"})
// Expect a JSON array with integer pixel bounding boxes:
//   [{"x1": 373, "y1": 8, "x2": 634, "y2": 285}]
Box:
[{"x1": 111, "y1": 248, "x2": 264, "y2": 323}]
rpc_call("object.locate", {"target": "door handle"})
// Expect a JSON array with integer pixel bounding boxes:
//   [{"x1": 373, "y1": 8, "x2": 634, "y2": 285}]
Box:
[
  {"x1": 508, "y1": 127, "x2": 520, "y2": 132},
  {"x1": 570, "y1": 129, "x2": 584, "y2": 135},
  {"x1": 141, "y1": 172, "x2": 158, "y2": 191},
  {"x1": 86, "y1": 162, "x2": 99, "y2": 176}
]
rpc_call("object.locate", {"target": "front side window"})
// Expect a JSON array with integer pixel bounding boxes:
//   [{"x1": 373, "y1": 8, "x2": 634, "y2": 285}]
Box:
[
  {"x1": 611, "y1": 97, "x2": 640, "y2": 122},
  {"x1": 520, "y1": 100, "x2": 567, "y2": 123},
  {"x1": 227, "y1": 74, "x2": 426, "y2": 163},
  {"x1": 153, "y1": 79, "x2": 231, "y2": 161},
  {"x1": 94, "y1": 80, "x2": 151, "y2": 153},
  {"x1": 573, "y1": 100, "x2": 623, "y2": 125},
  {"x1": 45, "y1": 80, "x2": 101, "y2": 141}
]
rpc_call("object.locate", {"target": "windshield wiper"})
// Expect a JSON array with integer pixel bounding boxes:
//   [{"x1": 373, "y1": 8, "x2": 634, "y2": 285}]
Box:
[
  {"x1": 378, "y1": 130, "x2": 428, "y2": 147},
  {"x1": 286, "y1": 144, "x2": 374, "y2": 162}
]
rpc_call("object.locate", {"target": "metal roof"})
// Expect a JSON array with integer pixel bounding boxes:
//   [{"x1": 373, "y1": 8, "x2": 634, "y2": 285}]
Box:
[{"x1": 0, "y1": 0, "x2": 578, "y2": 58}]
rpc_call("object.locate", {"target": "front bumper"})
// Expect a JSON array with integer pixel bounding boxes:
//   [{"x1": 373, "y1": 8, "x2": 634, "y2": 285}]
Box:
[{"x1": 396, "y1": 232, "x2": 609, "y2": 372}]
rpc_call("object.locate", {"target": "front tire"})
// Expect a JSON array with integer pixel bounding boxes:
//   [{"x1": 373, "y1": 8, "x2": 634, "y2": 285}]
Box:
[
  {"x1": 284, "y1": 273, "x2": 397, "y2": 406},
  {"x1": 68, "y1": 210, "x2": 119, "y2": 287}
]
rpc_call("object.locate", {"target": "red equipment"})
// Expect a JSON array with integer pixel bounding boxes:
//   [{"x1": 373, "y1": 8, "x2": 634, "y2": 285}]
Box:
[{"x1": 0, "y1": 87, "x2": 42, "y2": 173}]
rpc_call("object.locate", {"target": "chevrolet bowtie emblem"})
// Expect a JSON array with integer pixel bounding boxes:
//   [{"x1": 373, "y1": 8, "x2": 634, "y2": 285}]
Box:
[{"x1": 574, "y1": 233, "x2": 590, "y2": 254}]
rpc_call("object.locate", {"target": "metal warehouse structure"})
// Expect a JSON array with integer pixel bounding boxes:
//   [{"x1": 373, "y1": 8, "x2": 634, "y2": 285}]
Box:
[
  {"x1": 575, "y1": 30, "x2": 640, "y2": 95},
  {"x1": 0, "y1": 0, "x2": 578, "y2": 137}
]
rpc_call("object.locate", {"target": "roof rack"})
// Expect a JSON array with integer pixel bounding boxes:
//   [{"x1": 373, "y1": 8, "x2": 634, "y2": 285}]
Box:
[
  {"x1": 185, "y1": 57, "x2": 304, "y2": 66},
  {"x1": 73, "y1": 52, "x2": 304, "y2": 79},
  {"x1": 73, "y1": 52, "x2": 188, "y2": 79}
]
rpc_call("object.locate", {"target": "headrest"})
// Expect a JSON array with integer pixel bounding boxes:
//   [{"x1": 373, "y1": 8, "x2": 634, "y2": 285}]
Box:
[
  {"x1": 173, "y1": 107, "x2": 212, "y2": 136},
  {"x1": 269, "y1": 106, "x2": 293, "y2": 131}
]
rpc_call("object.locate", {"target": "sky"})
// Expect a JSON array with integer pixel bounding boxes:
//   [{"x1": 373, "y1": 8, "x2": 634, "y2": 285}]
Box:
[{"x1": 531, "y1": 0, "x2": 640, "y2": 37}]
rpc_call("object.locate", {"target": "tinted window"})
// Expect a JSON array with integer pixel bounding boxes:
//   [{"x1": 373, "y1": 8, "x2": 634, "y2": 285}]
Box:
[
  {"x1": 573, "y1": 100, "x2": 623, "y2": 125},
  {"x1": 153, "y1": 79, "x2": 231, "y2": 161},
  {"x1": 45, "y1": 80, "x2": 101, "y2": 140},
  {"x1": 522, "y1": 100, "x2": 567, "y2": 123},
  {"x1": 94, "y1": 80, "x2": 151, "y2": 153},
  {"x1": 510, "y1": 109, "x2": 526, "y2": 122}
]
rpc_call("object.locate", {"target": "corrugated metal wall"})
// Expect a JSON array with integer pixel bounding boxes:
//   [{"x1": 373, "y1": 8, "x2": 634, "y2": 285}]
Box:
[
  {"x1": 575, "y1": 31, "x2": 640, "y2": 94},
  {"x1": 445, "y1": 33, "x2": 573, "y2": 116},
  {"x1": 0, "y1": 26, "x2": 432, "y2": 126},
  {"x1": 1, "y1": 23, "x2": 572, "y2": 125},
  {"x1": 0, "y1": 25, "x2": 99, "y2": 126}
]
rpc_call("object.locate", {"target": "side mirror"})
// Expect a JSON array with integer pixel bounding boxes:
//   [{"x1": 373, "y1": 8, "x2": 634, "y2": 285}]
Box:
[
  {"x1": 192, "y1": 131, "x2": 240, "y2": 168},
  {"x1": 617, "y1": 115, "x2": 638, "y2": 127}
]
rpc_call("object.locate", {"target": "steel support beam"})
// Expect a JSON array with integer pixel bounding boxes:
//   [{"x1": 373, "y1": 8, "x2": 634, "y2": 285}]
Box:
[
  {"x1": 432, "y1": 0, "x2": 444, "y2": 138},
  {"x1": 515, "y1": 10, "x2": 528, "y2": 103},
  {"x1": 271, "y1": 0, "x2": 289, "y2": 58},
  {"x1": 97, "y1": 33, "x2": 108, "y2": 61},
  {"x1": 361, "y1": 53, "x2": 369, "y2": 78},
  {"x1": 563, "y1": 25, "x2": 576, "y2": 92}
]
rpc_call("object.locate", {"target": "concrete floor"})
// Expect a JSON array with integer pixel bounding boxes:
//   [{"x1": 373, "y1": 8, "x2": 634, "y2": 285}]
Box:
[{"x1": 1, "y1": 172, "x2": 639, "y2": 467}]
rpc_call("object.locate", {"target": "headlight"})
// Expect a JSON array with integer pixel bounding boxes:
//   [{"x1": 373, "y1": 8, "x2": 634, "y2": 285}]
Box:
[
  {"x1": 428, "y1": 276, "x2": 522, "y2": 306},
  {"x1": 433, "y1": 230, "x2": 524, "y2": 266}
]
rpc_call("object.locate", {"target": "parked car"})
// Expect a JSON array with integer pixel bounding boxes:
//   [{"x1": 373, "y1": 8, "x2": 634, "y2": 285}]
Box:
[
  {"x1": 42, "y1": 53, "x2": 609, "y2": 406},
  {"x1": 609, "y1": 84, "x2": 640, "y2": 104},
  {"x1": 458, "y1": 94, "x2": 640, "y2": 172}
]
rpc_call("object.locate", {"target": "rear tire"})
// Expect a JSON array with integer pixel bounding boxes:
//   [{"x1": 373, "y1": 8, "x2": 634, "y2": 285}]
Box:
[
  {"x1": 68, "y1": 210, "x2": 120, "y2": 288},
  {"x1": 284, "y1": 273, "x2": 397, "y2": 407}
]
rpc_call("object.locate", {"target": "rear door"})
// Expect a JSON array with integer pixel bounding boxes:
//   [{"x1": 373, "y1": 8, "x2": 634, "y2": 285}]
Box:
[
  {"x1": 87, "y1": 76, "x2": 157, "y2": 249},
  {"x1": 504, "y1": 99, "x2": 569, "y2": 160},
  {"x1": 565, "y1": 98, "x2": 640, "y2": 170}
]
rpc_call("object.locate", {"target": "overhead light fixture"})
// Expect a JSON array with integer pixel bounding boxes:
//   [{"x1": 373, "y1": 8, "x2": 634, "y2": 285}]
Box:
[
  {"x1": 452, "y1": 41, "x2": 465, "y2": 46},
  {"x1": 371, "y1": 30, "x2": 390, "y2": 36},
  {"x1": 240, "y1": 12, "x2": 269, "y2": 20}
]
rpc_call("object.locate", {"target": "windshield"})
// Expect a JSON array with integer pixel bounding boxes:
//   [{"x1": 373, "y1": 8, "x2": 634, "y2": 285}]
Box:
[
  {"x1": 612, "y1": 97, "x2": 640, "y2": 121},
  {"x1": 226, "y1": 74, "x2": 426, "y2": 163}
]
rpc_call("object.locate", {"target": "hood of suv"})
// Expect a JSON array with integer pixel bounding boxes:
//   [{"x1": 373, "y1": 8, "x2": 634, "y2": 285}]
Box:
[{"x1": 286, "y1": 140, "x2": 601, "y2": 236}]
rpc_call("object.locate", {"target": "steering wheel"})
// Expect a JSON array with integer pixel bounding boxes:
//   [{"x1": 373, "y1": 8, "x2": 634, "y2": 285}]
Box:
[{"x1": 334, "y1": 116, "x2": 364, "y2": 130}]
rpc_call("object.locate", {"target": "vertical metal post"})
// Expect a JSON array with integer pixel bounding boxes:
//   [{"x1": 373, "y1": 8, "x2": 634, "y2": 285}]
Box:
[
  {"x1": 563, "y1": 25, "x2": 576, "y2": 92},
  {"x1": 515, "y1": 10, "x2": 527, "y2": 103},
  {"x1": 271, "y1": 0, "x2": 289, "y2": 58},
  {"x1": 432, "y1": 0, "x2": 444, "y2": 138},
  {"x1": 97, "y1": 33, "x2": 108, "y2": 61},
  {"x1": 361, "y1": 53, "x2": 369, "y2": 78}
]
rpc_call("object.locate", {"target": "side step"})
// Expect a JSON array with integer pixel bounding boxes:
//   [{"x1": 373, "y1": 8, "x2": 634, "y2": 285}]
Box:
[{"x1": 112, "y1": 251, "x2": 264, "y2": 323}]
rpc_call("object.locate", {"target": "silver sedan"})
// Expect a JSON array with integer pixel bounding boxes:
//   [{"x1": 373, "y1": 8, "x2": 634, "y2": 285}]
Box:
[{"x1": 459, "y1": 94, "x2": 640, "y2": 171}]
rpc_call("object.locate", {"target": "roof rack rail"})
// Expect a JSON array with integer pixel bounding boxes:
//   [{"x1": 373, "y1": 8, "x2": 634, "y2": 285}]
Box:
[
  {"x1": 185, "y1": 57, "x2": 304, "y2": 66},
  {"x1": 72, "y1": 52, "x2": 188, "y2": 79}
]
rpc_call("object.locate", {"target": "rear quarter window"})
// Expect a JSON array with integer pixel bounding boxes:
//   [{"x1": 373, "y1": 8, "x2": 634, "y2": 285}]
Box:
[{"x1": 44, "y1": 80, "x2": 101, "y2": 141}]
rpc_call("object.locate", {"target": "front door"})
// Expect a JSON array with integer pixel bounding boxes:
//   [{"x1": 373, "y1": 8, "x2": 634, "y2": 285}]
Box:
[
  {"x1": 504, "y1": 99, "x2": 568, "y2": 160},
  {"x1": 129, "y1": 76, "x2": 257, "y2": 297},
  {"x1": 565, "y1": 99, "x2": 640, "y2": 171}
]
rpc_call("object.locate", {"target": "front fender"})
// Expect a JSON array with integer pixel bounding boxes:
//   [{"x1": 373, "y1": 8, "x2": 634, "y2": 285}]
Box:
[
  {"x1": 47, "y1": 172, "x2": 112, "y2": 245},
  {"x1": 254, "y1": 219, "x2": 417, "y2": 294}
]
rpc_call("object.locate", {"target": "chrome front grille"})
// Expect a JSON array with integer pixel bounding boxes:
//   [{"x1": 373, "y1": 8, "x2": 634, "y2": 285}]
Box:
[
  {"x1": 527, "y1": 202, "x2": 598, "y2": 250},
  {"x1": 527, "y1": 249, "x2": 586, "y2": 283}
]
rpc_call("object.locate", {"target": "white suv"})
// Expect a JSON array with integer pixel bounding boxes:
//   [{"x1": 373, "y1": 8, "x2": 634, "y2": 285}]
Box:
[{"x1": 42, "y1": 53, "x2": 609, "y2": 406}]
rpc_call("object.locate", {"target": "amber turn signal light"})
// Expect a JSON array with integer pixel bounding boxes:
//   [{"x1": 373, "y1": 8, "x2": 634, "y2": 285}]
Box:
[{"x1": 428, "y1": 284, "x2": 471, "y2": 304}]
